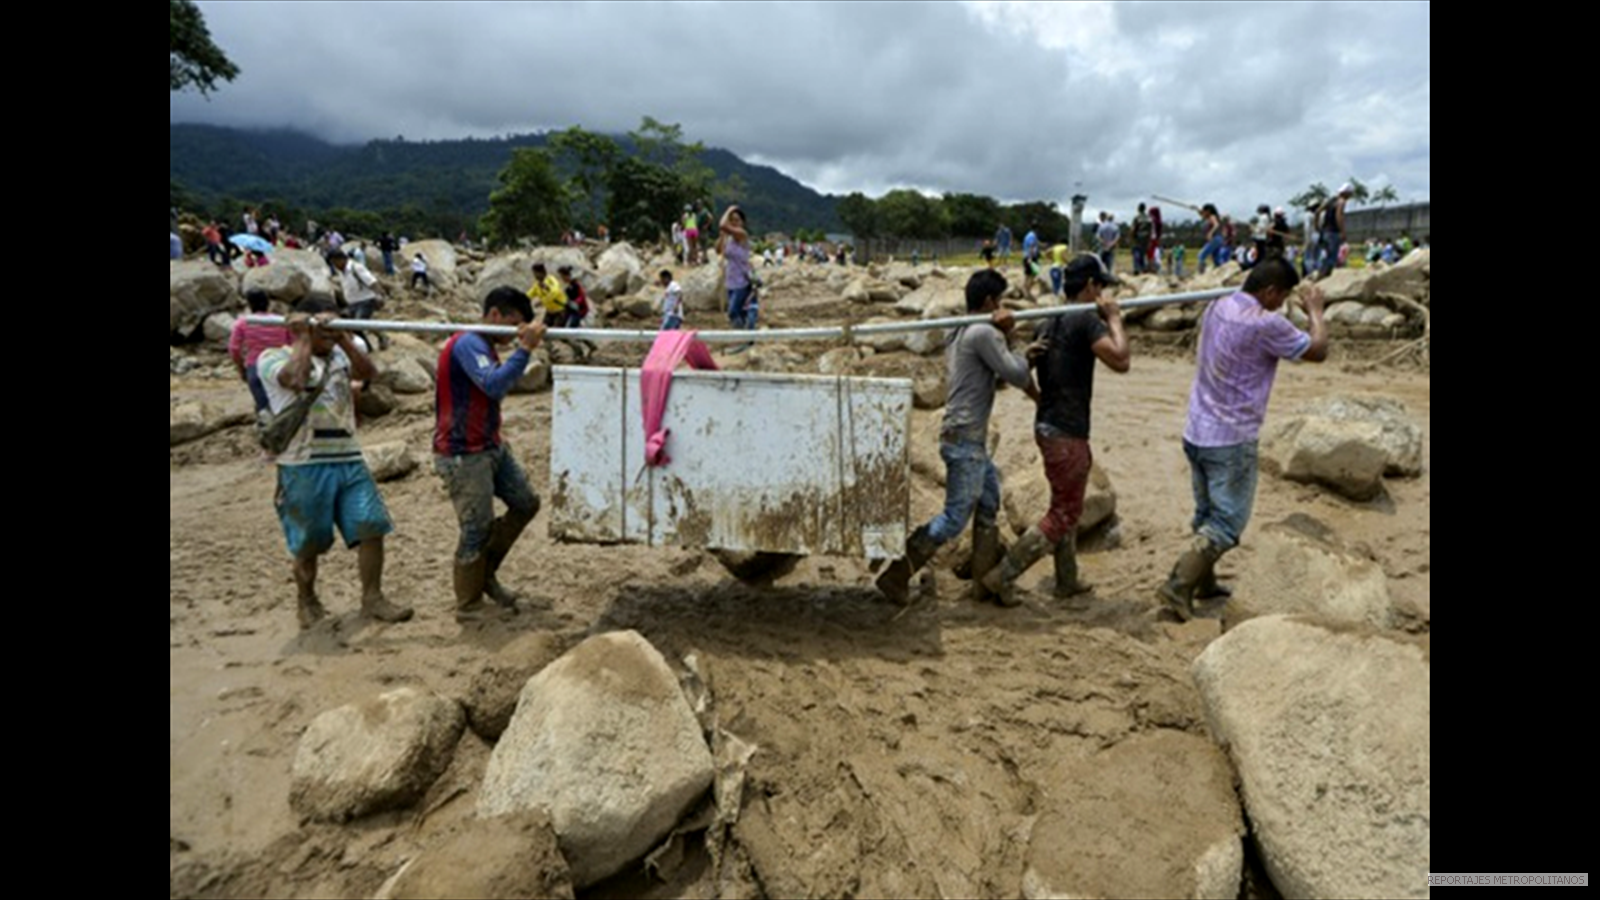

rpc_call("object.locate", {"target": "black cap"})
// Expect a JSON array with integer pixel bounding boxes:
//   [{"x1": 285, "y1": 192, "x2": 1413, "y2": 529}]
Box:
[{"x1": 1064, "y1": 253, "x2": 1119, "y2": 286}]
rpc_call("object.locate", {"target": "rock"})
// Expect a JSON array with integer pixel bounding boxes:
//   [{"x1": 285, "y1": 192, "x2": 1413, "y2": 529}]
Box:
[
  {"x1": 509, "y1": 350, "x2": 551, "y2": 394},
  {"x1": 1025, "y1": 730, "x2": 1243, "y2": 900},
  {"x1": 1226, "y1": 514, "x2": 1396, "y2": 629},
  {"x1": 380, "y1": 811, "x2": 575, "y2": 900},
  {"x1": 380, "y1": 355, "x2": 435, "y2": 394},
  {"x1": 856, "y1": 318, "x2": 906, "y2": 353},
  {"x1": 1286, "y1": 395, "x2": 1423, "y2": 477},
  {"x1": 404, "y1": 239, "x2": 460, "y2": 292},
  {"x1": 202, "y1": 312, "x2": 236, "y2": 344},
  {"x1": 1193, "y1": 616, "x2": 1430, "y2": 899},
  {"x1": 843, "y1": 278, "x2": 871, "y2": 304},
  {"x1": 1188, "y1": 261, "x2": 1244, "y2": 291},
  {"x1": 170, "y1": 260, "x2": 239, "y2": 336},
  {"x1": 817, "y1": 346, "x2": 863, "y2": 376},
  {"x1": 681, "y1": 265, "x2": 725, "y2": 313},
  {"x1": 475, "y1": 253, "x2": 542, "y2": 296},
  {"x1": 465, "y1": 631, "x2": 567, "y2": 740},
  {"x1": 616, "y1": 295, "x2": 656, "y2": 319},
  {"x1": 170, "y1": 347, "x2": 200, "y2": 376},
  {"x1": 1325, "y1": 300, "x2": 1366, "y2": 325},
  {"x1": 169, "y1": 401, "x2": 250, "y2": 446},
  {"x1": 362, "y1": 440, "x2": 418, "y2": 482},
  {"x1": 241, "y1": 254, "x2": 316, "y2": 304},
  {"x1": 1144, "y1": 306, "x2": 1195, "y2": 331},
  {"x1": 595, "y1": 242, "x2": 646, "y2": 300},
  {"x1": 289, "y1": 687, "x2": 465, "y2": 823},
  {"x1": 894, "y1": 284, "x2": 965, "y2": 318},
  {"x1": 478, "y1": 630, "x2": 715, "y2": 887},
  {"x1": 902, "y1": 326, "x2": 945, "y2": 356},
  {"x1": 1260, "y1": 415, "x2": 1388, "y2": 500},
  {"x1": 869, "y1": 284, "x2": 900, "y2": 303},
  {"x1": 912, "y1": 370, "x2": 946, "y2": 409},
  {"x1": 356, "y1": 382, "x2": 398, "y2": 419}
]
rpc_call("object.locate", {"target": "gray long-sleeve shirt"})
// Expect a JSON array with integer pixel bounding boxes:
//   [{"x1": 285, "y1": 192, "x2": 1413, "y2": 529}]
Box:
[{"x1": 940, "y1": 323, "x2": 1032, "y2": 442}]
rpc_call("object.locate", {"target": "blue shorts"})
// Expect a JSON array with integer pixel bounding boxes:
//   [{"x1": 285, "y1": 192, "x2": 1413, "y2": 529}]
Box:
[{"x1": 275, "y1": 461, "x2": 394, "y2": 558}]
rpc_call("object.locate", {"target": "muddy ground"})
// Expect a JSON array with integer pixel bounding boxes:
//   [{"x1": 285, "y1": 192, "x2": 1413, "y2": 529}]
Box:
[{"x1": 169, "y1": 272, "x2": 1430, "y2": 899}]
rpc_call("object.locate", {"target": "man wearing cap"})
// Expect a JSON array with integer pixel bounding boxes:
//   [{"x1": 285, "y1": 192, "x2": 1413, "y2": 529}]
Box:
[
  {"x1": 1157, "y1": 257, "x2": 1327, "y2": 619},
  {"x1": 330, "y1": 247, "x2": 388, "y2": 349},
  {"x1": 1316, "y1": 183, "x2": 1354, "y2": 278},
  {"x1": 982, "y1": 255, "x2": 1129, "y2": 606}
]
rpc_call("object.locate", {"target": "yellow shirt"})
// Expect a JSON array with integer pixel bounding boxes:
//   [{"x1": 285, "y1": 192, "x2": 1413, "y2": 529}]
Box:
[
  {"x1": 527, "y1": 275, "x2": 566, "y2": 314},
  {"x1": 1050, "y1": 244, "x2": 1069, "y2": 266}
]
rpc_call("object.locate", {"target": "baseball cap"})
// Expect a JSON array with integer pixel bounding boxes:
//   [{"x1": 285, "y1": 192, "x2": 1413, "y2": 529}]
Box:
[
  {"x1": 1338, "y1": 182, "x2": 1354, "y2": 195},
  {"x1": 1064, "y1": 253, "x2": 1119, "y2": 286}
]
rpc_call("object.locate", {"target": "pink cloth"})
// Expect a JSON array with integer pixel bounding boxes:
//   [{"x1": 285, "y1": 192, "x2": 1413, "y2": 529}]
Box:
[{"x1": 641, "y1": 330, "x2": 719, "y2": 467}]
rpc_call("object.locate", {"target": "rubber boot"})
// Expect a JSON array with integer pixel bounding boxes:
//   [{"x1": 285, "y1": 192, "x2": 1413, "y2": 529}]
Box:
[
  {"x1": 1157, "y1": 536, "x2": 1222, "y2": 621},
  {"x1": 980, "y1": 526, "x2": 1053, "y2": 607},
  {"x1": 968, "y1": 524, "x2": 1004, "y2": 603},
  {"x1": 362, "y1": 594, "x2": 414, "y2": 623},
  {"x1": 1052, "y1": 533, "x2": 1094, "y2": 608},
  {"x1": 296, "y1": 594, "x2": 328, "y2": 630},
  {"x1": 876, "y1": 525, "x2": 938, "y2": 605},
  {"x1": 453, "y1": 554, "x2": 492, "y2": 621},
  {"x1": 483, "y1": 503, "x2": 538, "y2": 612},
  {"x1": 1194, "y1": 558, "x2": 1233, "y2": 602}
]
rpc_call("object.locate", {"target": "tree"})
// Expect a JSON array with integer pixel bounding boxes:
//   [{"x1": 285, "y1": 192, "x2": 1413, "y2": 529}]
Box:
[
  {"x1": 836, "y1": 192, "x2": 880, "y2": 240},
  {"x1": 942, "y1": 192, "x2": 1004, "y2": 239},
  {"x1": 878, "y1": 190, "x2": 949, "y2": 239},
  {"x1": 605, "y1": 156, "x2": 690, "y2": 244},
  {"x1": 1371, "y1": 185, "x2": 1400, "y2": 208},
  {"x1": 170, "y1": 0, "x2": 239, "y2": 96},
  {"x1": 1288, "y1": 182, "x2": 1331, "y2": 211},
  {"x1": 548, "y1": 127, "x2": 619, "y2": 231},
  {"x1": 479, "y1": 148, "x2": 569, "y2": 247}
]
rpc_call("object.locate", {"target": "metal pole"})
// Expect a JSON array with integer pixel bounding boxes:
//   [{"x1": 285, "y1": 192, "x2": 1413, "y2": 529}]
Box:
[{"x1": 245, "y1": 287, "x2": 1233, "y2": 344}]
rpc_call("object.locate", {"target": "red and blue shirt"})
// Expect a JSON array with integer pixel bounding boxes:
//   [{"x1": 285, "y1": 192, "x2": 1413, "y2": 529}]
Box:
[{"x1": 433, "y1": 332, "x2": 530, "y2": 456}]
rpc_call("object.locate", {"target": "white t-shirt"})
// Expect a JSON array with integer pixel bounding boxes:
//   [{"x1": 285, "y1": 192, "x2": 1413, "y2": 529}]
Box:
[
  {"x1": 257, "y1": 346, "x2": 363, "y2": 465},
  {"x1": 339, "y1": 261, "x2": 380, "y2": 305},
  {"x1": 411, "y1": 256, "x2": 428, "y2": 273},
  {"x1": 660, "y1": 281, "x2": 684, "y2": 319}
]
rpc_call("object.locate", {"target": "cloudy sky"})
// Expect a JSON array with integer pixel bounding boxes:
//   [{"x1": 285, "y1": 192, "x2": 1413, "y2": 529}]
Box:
[{"x1": 170, "y1": 0, "x2": 1430, "y2": 217}]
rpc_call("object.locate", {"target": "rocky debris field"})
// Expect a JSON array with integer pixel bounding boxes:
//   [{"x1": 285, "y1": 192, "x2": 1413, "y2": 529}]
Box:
[{"x1": 171, "y1": 244, "x2": 1430, "y2": 899}]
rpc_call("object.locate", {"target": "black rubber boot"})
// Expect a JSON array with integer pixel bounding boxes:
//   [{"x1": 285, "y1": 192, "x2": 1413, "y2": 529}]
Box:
[
  {"x1": 876, "y1": 525, "x2": 938, "y2": 605},
  {"x1": 980, "y1": 526, "x2": 1053, "y2": 607}
]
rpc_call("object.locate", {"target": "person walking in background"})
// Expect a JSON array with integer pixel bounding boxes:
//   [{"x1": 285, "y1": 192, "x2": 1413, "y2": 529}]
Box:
[
  {"x1": 1022, "y1": 222, "x2": 1042, "y2": 297},
  {"x1": 996, "y1": 223, "x2": 1013, "y2": 261},
  {"x1": 718, "y1": 205, "x2": 758, "y2": 340},
  {"x1": 1268, "y1": 207, "x2": 1290, "y2": 260},
  {"x1": 657, "y1": 269, "x2": 684, "y2": 330},
  {"x1": 229, "y1": 289, "x2": 293, "y2": 417},
  {"x1": 1096, "y1": 212, "x2": 1120, "y2": 274},
  {"x1": 377, "y1": 232, "x2": 399, "y2": 276},
  {"x1": 555, "y1": 265, "x2": 596, "y2": 360},
  {"x1": 410, "y1": 252, "x2": 431, "y2": 291},
  {"x1": 1130, "y1": 203, "x2": 1152, "y2": 275},
  {"x1": 330, "y1": 248, "x2": 388, "y2": 350},
  {"x1": 1198, "y1": 204, "x2": 1225, "y2": 273},
  {"x1": 1317, "y1": 183, "x2": 1353, "y2": 279},
  {"x1": 682, "y1": 206, "x2": 701, "y2": 265},
  {"x1": 1157, "y1": 258, "x2": 1327, "y2": 620}
]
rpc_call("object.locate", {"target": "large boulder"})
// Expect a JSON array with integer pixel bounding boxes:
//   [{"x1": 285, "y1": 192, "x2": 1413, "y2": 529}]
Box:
[
  {"x1": 169, "y1": 401, "x2": 251, "y2": 446},
  {"x1": 1260, "y1": 415, "x2": 1388, "y2": 500},
  {"x1": 680, "y1": 264, "x2": 724, "y2": 313},
  {"x1": 378, "y1": 355, "x2": 435, "y2": 395},
  {"x1": 356, "y1": 382, "x2": 398, "y2": 419},
  {"x1": 242, "y1": 249, "x2": 326, "y2": 304},
  {"x1": 289, "y1": 687, "x2": 465, "y2": 823},
  {"x1": 403, "y1": 239, "x2": 460, "y2": 292},
  {"x1": 595, "y1": 242, "x2": 646, "y2": 300},
  {"x1": 894, "y1": 284, "x2": 964, "y2": 318},
  {"x1": 475, "y1": 252, "x2": 541, "y2": 297},
  {"x1": 464, "y1": 631, "x2": 566, "y2": 740},
  {"x1": 1226, "y1": 514, "x2": 1396, "y2": 629},
  {"x1": 1188, "y1": 261, "x2": 1244, "y2": 291},
  {"x1": 1193, "y1": 616, "x2": 1430, "y2": 899},
  {"x1": 1279, "y1": 395, "x2": 1424, "y2": 477},
  {"x1": 508, "y1": 349, "x2": 551, "y2": 394},
  {"x1": 477, "y1": 630, "x2": 715, "y2": 887},
  {"x1": 1025, "y1": 730, "x2": 1243, "y2": 900},
  {"x1": 202, "y1": 312, "x2": 236, "y2": 344},
  {"x1": 380, "y1": 811, "x2": 575, "y2": 900},
  {"x1": 362, "y1": 440, "x2": 418, "y2": 482},
  {"x1": 170, "y1": 260, "x2": 239, "y2": 336}
]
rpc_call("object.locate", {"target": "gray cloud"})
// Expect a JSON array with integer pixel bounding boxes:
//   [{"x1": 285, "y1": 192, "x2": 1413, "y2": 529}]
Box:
[{"x1": 171, "y1": 0, "x2": 1430, "y2": 219}]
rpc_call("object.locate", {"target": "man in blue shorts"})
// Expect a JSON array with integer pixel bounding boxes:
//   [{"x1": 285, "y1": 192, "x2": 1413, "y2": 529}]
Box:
[{"x1": 259, "y1": 298, "x2": 414, "y2": 629}]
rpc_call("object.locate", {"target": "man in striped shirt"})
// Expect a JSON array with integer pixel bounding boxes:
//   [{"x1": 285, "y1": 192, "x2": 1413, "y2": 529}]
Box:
[
  {"x1": 259, "y1": 298, "x2": 413, "y2": 629},
  {"x1": 435, "y1": 287, "x2": 547, "y2": 620}
]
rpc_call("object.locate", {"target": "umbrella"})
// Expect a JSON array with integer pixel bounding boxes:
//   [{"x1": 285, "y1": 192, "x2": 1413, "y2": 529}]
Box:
[{"x1": 229, "y1": 233, "x2": 273, "y2": 254}]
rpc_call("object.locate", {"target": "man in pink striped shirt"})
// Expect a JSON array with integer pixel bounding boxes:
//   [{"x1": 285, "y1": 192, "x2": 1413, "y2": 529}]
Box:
[
  {"x1": 1158, "y1": 257, "x2": 1327, "y2": 619},
  {"x1": 228, "y1": 289, "x2": 292, "y2": 416}
]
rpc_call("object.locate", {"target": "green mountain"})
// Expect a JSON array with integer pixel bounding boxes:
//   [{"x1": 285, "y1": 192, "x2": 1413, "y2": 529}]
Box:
[{"x1": 169, "y1": 124, "x2": 841, "y2": 237}]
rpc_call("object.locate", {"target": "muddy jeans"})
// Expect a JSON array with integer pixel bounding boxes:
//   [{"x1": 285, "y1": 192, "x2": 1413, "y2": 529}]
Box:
[
  {"x1": 1036, "y1": 433, "x2": 1092, "y2": 544},
  {"x1": 926, "y1": 438, "x2": 1002, "y2": 545},
  {"x1": 434, "y1": 445, "x2": 540, "y2": 561},
  {"x1": 1185, "y1": 439, "x2": 1258, "y2": 551}
]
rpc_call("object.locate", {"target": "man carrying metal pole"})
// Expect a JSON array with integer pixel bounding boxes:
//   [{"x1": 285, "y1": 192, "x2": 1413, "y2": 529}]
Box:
[
  {"x1": 1157, "y1": 257, "x2": 1327, "y2": 619},
  {"x1": 434, "y1": 287, "x2": 548, "y2": 621},
  {"x1": 983, "y1": 255, "x2": 1129, "y2": 607},
  {"x1": 876, "y1": 269, "x2": 1039, "y2": 605}
]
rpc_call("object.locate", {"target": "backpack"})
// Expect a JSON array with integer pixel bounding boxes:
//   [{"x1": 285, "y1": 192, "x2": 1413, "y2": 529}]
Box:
[{"x1": 256, "y1": 362, "x2": 333, "y2": 455}]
